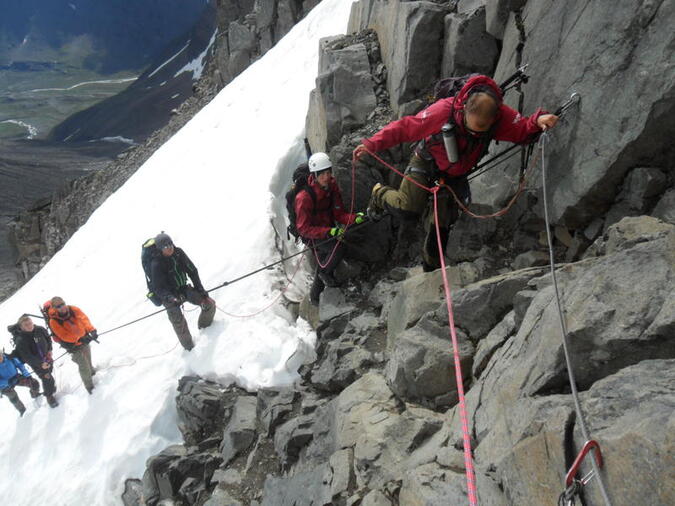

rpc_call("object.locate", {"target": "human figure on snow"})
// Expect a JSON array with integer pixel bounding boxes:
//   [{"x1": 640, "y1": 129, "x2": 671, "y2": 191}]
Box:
[
  {"x1": 47, "y1": 297, "x2": 98, "y2": 394},
  {"x1": 354, "y1": 74, "x2": 559, "y2": 271},
  {"x1": 295, "y1": 152, "x2": 364, "y2": 305},
  {"x1": 8, "y1": 315, "x2": 58, "y2": 408},
  {"x1": 0, "y1": 350, "x2": 40, "y2": 416},
  {"x1": 150, "y1": 233, "x2": 215, "y2": 351}
]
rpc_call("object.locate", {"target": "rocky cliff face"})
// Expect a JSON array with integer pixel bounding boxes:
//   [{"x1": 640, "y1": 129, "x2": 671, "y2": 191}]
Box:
[{"x1": 125, "y1": 0, "x2": 674, "y2": 505}]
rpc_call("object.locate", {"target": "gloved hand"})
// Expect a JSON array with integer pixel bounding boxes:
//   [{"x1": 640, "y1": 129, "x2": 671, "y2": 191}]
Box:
[
  {"x1": 328, "y1": 227, "x2": 345, "y2": 238},
  {"x1": 80, "y1": 335, "x2": 92, "y2": 345},
  {"x1": 354, "y1": 212, "x2": 366, "y2": 225},
  {"x1": 89, "y1": 330, "x2": 99, "y2": 342}
]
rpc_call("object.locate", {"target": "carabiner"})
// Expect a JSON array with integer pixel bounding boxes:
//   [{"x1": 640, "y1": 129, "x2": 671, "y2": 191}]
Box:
[{"x1": 565, "y1": 440, "x2": 603, "y2": 487}]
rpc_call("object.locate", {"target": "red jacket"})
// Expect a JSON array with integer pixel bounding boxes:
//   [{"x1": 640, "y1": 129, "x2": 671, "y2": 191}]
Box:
[
  {"x1": 294, "y1": 175, "x2": 357, "y2": 240},
  {"x1": 363, "y1": 75, "x2": 544, "y2": 177}
]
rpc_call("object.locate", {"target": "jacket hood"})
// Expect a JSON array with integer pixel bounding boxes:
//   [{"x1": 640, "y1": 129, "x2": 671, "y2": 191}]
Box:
[{"x1": 452, "y1": 75, "x2": 504, "y2": 132}]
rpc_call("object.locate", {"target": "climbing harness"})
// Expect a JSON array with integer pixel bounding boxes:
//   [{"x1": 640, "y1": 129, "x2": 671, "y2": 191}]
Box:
[{"x1": 539, "y1": 126, "x2": 613, "y2": 506}]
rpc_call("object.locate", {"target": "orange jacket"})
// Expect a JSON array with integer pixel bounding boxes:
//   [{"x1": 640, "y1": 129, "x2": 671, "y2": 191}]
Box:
[{"x1": 48, "y1": 305, "x2": 95, "y2": 345}]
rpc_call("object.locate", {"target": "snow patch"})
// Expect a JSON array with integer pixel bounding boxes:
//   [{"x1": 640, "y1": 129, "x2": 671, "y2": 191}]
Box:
[
  {"x1": 147, "y1": 40, "x2": 191, "y2": 79},
  {"x1": 88, "y1": 136, "x2": 136, "y2": 145},
  {"x1": 0, "y1": 119, "x2": 38, "y2": 139},
  {"x1": 174, "y1": 30, "x2": 217, "y2": 80},
  {"x1": 29, "y1": 77, "x2": 137, "y2": 93}
]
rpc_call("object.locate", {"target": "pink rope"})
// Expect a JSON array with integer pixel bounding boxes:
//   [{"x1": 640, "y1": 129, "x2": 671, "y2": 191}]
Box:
[{"x1": 432, "y1": 187, "x2": 478, "y2": 505}]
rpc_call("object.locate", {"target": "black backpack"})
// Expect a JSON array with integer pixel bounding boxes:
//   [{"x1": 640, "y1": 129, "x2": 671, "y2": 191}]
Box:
[
  {"x1": 431, "y1": 73, "x2": 480, "y2": 102},
  {"x1": 285, "y1": 163, "x2": 317, "y2": 242},
  {"x1": 141, "y1": 238, "x2": 163, "y2": 306}
]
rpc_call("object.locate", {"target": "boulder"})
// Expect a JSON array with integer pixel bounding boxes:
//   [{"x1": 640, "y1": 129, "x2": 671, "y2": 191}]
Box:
[
  {"x1": 348, "y1": 0, "x2": 447, "y2": 113},
  {"x1": 387, "y1": 265, "x2": 478, "y2": 341},
  {"x1": 472, "y1": 310, "x2": 516, "y2": 379},
  {"x1": 442, "y1": 5, "x2": 499, "y2": 78},
  {"x1": 228, "y1": 21, "x2": 256, "y2": 77},
  {"x1": 604, "y1": 215, "x2": 674, "y2": 255},
  {"x1": 652, "y1": 188, "x2": 675, "y2": 224},
  {"x1": 310, "y1": 336, "x2": 375, "y2": 393},
  {"x1": 257, "y1": 388, "x2": 298, "y2": 436},
  {"x1": 449, "y1": 266, "x2": 546, "y2": 341},
  {"x1": 307, "y1": 38, "x2": 377, "y2": 151},
  {"x1": 385, "y1": 314, "x2": 474, "y2": 409},
  {"x1": 489, "y1": 0, "x2": 675, "y2": 229},
  {"x1": 176, "y1": 377, "x2": 229, "y2": 445},
  {"x1": 220, "y1": 396, "x2": 258, "y2": 465},
  {"x1": 572, "y1": 359, "x2": 675, "y2": 506},
  {"x1": 484, "y1": 0, "x2": 527, "y2": 39},
  {"x1": 619, "y1": 166, "x2": 667, "y2": 211}
]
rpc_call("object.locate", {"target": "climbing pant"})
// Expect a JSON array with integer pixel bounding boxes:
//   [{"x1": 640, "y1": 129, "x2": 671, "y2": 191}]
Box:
[
  {"x1": 370, "y1": 155, "x2": 469, "y2": 270},
  {"x1": 165, "y1": 286, "x2": 215, "y2": 350},
  {"x1": 35, "y1": 367, "x2": 56, "y2": 397},
  {"x1": 309, "y1": 238, "x2": 346, "y2": 305},
  {"x1": 71, "y1": 343, "x2": 94, "y2": 392},
  {"x1": 2, "y1": 376, "x2": 40, "y2": 414}
]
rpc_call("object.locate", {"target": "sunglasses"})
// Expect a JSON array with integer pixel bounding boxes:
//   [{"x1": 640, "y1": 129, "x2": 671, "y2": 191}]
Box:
[{"x1": 55, "y1": 303, "x2": 66, "y2": 309}]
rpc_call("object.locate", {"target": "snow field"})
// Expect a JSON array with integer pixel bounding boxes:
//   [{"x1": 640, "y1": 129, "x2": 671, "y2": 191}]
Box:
[{"x1": 0, "y1": 0, "x2": 354, "y2": 503}]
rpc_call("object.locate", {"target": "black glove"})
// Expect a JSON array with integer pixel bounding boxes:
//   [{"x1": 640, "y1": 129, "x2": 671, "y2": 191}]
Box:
[
  {"x1": 89, "y1": 330, "x2": 99, "y2": 342},
  {"x1": 80, "y1": 335, "x2": 92, "y2": 345}
]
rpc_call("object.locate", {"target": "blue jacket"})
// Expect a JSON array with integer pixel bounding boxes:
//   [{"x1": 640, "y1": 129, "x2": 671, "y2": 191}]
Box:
[{"x1": 0, "y1": 354, "x2": 29, "y2": 390}]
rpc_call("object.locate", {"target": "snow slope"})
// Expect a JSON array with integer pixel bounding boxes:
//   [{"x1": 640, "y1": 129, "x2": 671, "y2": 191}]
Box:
[{"x1": 0, "y1": 0, "x2": 353, "y2": 503}]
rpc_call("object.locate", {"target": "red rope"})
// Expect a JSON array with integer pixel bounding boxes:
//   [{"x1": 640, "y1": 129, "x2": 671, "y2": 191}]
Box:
[
  {"x1": 432, "y1": 187, "x2": 478, "y2": 505},
  {"x1": 215, "y1": 253, "x2": 304, "y2": 318}
]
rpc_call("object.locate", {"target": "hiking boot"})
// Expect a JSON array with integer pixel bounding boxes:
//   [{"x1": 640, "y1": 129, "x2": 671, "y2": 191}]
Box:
[
  {"x1": 46, "y1": 395, "x2": 59, "y2": 408},
  {"x1": 367, "y1": 183, "x2": 386, "y2": 222},
  {"x1": 318, "y1": 271, "x2": 340, "y2": 288},
  {"x1": 309, "y1": 275, "x2": 324, "y2": 306},
  {"x1": 366, "y1": 206, "x2": 384, "y2": 222}
]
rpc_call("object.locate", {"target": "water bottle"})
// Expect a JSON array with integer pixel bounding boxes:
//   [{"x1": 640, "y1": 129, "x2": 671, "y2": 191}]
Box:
[{"x1": 441, "y1": 123, "x2": 459, "y2": 163}]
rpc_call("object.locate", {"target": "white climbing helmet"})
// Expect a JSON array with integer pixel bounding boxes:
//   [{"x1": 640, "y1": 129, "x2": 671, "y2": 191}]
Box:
[{"x1": 308, "y1": 152, "x2": 332, "y2": 173}]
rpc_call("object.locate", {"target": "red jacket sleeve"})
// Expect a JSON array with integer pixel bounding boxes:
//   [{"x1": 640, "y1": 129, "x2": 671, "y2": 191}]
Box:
[
  {"x1": 363, "y1": 98, "x2": 453, "y2": 152},
  {"x1": 494, "y1": 104, "x2": 545, "y2": 144},
  {"x1": 295, "y1": 190, "x2": 330, "y2": 240}
]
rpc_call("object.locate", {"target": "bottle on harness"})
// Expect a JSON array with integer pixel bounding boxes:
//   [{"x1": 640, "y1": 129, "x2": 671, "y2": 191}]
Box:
[{"x1": 441, "y1": 123, "x2": 459, "y2": 163}]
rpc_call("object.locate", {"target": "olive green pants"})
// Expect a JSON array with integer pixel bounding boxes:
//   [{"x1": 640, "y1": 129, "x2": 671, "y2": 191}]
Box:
[
  {"x1": 71, "y1": 343, "x2": 94, "y2": 392},
  {"x1": 370, "y1": 155, "x2": 460, "y2": 269}
]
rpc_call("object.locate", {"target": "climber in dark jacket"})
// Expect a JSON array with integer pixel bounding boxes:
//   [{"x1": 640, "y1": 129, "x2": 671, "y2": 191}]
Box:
[
  {"x1": 8, "y1": 315, "x2": 58, "y2": 408},
  {"x1": 0, "y1": 350, "x2": 39, "y2": 416},
  {"x1": 150, "y1": 232, "x2": 215, "y2": 351}
]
